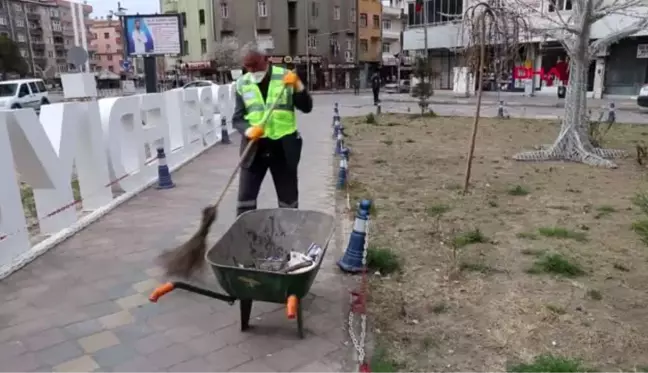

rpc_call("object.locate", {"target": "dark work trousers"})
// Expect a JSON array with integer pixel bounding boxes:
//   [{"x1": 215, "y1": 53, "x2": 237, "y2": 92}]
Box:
[
  {"x1": 372, "y1": 88, "x2": 380, "y2": 105},
  {"x1": 236, "y1": 132, "x2": 302, "y2": 217}
]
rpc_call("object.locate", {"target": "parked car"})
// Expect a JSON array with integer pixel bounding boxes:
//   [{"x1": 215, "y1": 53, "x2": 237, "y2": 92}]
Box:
[
  {"x1": 182, "y1": 80, "x2": 215, "y2": 89},
  {"x1": 638, "y1": 84, "x2": 648, "y2": 108},
  {"x1": 384, "y1": 79, "x2": 411, "y2": 94},
  {"x1": 0, "y1": 78, "x2": 50, "y2": 110}
]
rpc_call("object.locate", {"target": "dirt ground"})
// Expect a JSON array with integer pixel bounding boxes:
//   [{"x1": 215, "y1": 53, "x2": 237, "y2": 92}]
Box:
[{"x1": 342, "y1": 114, "x2": 648, "y2": 372}]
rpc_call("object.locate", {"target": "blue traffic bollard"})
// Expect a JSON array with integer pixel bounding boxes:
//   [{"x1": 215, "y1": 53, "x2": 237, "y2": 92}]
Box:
[
  {"x1": 220, "y1": 117, "x2": 231, "y2": 144},
  {"x1": 337, "y1": 199, "x2": 372, "y2": 273},
  {"x1": 155, "y1": 147, "x2": 175, "y2": 189}
]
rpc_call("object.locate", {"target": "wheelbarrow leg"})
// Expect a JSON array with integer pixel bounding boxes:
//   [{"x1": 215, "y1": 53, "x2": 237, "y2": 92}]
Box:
[
  {"x1": 240, "y1": 300, "x2": 253, "y2": 331},
  {"x1": 296, "y1": 297, "x2": 304, "y2": 339}
]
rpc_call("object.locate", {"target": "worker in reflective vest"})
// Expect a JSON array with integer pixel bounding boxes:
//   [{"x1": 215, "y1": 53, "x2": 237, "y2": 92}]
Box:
[{"x1": 232, "y1": 46, "x2": 313, "y2": 216}]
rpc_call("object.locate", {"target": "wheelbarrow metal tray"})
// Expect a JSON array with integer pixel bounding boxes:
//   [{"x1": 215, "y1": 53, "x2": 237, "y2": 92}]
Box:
[{"x1": 206, "y1": 208, "x2": 335, "y2": 303}]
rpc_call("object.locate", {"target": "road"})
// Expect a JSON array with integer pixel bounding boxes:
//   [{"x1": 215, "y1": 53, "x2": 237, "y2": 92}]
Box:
[{"x1": 47, "y1": 91, "x2": 648, "y2": 124}]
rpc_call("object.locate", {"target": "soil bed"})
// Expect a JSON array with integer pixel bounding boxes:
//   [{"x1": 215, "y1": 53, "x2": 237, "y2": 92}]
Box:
[{"x1": 342, "y1": 114, "x2": 648, "y2": 372}]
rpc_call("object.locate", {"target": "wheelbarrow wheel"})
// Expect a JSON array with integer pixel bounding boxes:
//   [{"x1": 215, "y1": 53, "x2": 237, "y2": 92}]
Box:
[{"x1": 240, "y1": 300, "x2": 253, "y2": 331}]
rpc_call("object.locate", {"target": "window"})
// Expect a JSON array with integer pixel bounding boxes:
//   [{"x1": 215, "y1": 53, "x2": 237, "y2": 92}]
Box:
[
  {"x1": 20, "y1": 48, "x2": 28, "y2": 57},
  {"x1": 37, "y1": 81, "x2": 47, "y2": 92},
  {"x1": 16, "y1": 19, "x2": 24, "y2": 27},
  {"x1": 220, "y1": 2, "x2": 229, "y2": 18},
  {"x1": 181, "y1": 12, "x2": 187, "y2": 27},
  {"x1": 48, "y1": 51, "x2": 53, "y2": 57},
  {"x1": 0, "y1": 17, "x2": 6, "y2": 25},
  {"x1": 108, "y1": 65, "x2": 114, "y2": 72},
  {"x1": 350, "y1": 8, "x2": 356, "y2": 23},
  {"x1": 333, "y1": 6, "x2": 340, "y2": 20},
  {"x1": 407, "y1": 0, "x2": 463, "y2": 26},
  {"x1": 346, "y1": 38, "x2": 353, "y2": 50},
  {"x1": 360, "y1": 39, "x2": 368, "y2": 52},
  {"x1": 311, "y1": 1, "x2": 318, "y2": 17},
  {"x1": 17, "y1": 33, "x2": 26, "y2": 42},
  {"x1": 548, "y1": 0, "x2": 572, "y2": 11},
  {"x1": 29, "y1": 82, "x2": 38, "y2": 93},
  {"x1": 372, "y1": 15, "x2": 380, "y2": 28},
  {"x1": 258, "y1": 1, "x2": 267, "y2": 17},
  {"x1": 360, "y1": 13, "x2": 367, "y2": 27},
  {"x1": 382, "y1": 19, "x2": 391, "y2": 29},
  {"x1": 382, "y1": 43, "x2": 390, "y2": 53},
  {"x1": 104, "y1": 32, "x2": 109, "y2": 39},
  {"x1": 184, "y1": 40, "x2": 189, "y2": 55},
  {"x1": 307, "y1": 34, "x2": 318, "y2": 49},
  {"x1": 19, "y1": 84, "x2": 29, "y2": 97},
  {"x1": 13, "y1": 3, "x2": 22, "y2": 12},
  {"x1": 93, "y1": 32, "x2": 97, "y2": 39},
  {"x1": 344, "y1": 50, "x2": 353, "y2": 61},
  {"x1": 330, "y1": 38, "x2": 339, "y2": 56},
  {"x1": 201, "y1": 38, "x2": 207, "y2": 54},
  {"x1": 107, "y1": 55, "x2": 113, "y2": 60},
  {"x1": 199, "y1": 9, "x2": 205, "y2": 24},
  {"x1": 106, "y1": 44, "x2": 111, "y2": 50}
]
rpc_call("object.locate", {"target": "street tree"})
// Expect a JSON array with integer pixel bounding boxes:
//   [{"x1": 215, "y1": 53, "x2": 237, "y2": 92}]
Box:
[
  {"x1": 0, "y1": 35, "x2": 28, "y2": 79},
  {"x1": 511, "y1": 0, "x2": 648, "y2": 168},
  {"x1": 459, "y1": 0, "x2": 529, "y2": 193}
]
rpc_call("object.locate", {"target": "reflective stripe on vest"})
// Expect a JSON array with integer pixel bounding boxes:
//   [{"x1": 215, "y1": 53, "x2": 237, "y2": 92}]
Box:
[{"x1": 236, "y1": 66, "x2": 296, "y2": 140}]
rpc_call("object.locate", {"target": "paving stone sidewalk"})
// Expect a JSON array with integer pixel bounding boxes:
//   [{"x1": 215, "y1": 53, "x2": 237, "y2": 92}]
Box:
[{"x1": 0, "y1": 106, "x2": 353, "y2": 372}]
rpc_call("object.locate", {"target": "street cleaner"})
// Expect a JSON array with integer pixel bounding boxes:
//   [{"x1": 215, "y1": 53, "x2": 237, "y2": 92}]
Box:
[{"x1": 232, "y1": 46, "x2": 314, "y2": 217}]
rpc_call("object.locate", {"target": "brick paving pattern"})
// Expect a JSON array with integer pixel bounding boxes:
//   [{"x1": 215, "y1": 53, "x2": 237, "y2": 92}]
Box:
[{"x1": 0, "y1": 103, "x2": 354, "y2": 372}]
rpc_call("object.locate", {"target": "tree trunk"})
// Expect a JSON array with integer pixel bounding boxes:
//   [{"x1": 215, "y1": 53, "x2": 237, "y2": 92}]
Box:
[{"x1": 512, "y1": 53, "x2": 625, "y2": 168}]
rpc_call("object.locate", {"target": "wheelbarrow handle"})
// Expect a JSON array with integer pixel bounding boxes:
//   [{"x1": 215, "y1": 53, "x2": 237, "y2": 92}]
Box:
[{"x1": 149, "y1": 282, "x2": 175, "y2": 303}]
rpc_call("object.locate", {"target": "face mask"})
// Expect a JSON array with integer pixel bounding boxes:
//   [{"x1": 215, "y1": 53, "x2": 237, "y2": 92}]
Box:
[{"x1": 252, "y1": 70, "x2": 267, "y2": 83}]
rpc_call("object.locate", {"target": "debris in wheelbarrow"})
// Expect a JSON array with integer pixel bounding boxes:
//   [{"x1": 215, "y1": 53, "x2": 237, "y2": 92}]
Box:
[{"x1": 149, "y1": 209, "x2": 335, "y2": 339}]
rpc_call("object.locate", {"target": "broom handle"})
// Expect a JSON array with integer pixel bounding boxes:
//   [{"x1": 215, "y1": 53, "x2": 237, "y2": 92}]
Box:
[{"x1": 212, "y1": 85, "x2": 289, "y2": 207}]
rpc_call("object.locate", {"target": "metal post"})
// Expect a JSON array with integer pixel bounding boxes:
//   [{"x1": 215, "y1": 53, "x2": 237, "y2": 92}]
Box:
[
  {"x1": 423, "y1": 0, "x2": 429, "y2": 86},
  {"x1": 144, "y1": 56, "x2": 158, "y2": 93}
]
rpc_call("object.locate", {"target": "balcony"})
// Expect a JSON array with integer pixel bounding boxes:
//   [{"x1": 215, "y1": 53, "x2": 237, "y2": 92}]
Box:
[
  {"x1": 382, "y1": 6, "x2": 402, "y2": 17},
  {"x1": 31, "y1": 40, "x2": 45, "y2": 50},
  {"x1": 382, "y1": 29, "x2": 400, "y2": 40},
  {"x1": 221, "y1": 18, "x2": 234, "y2": 32},
  {"x1": 27, "y1": 12, "x2": 40, "y2": 21}
]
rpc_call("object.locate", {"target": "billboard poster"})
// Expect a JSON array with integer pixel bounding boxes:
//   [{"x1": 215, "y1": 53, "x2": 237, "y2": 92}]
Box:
[{"x1": 123, "y1": 14, "x2": 183, "y2": 56}]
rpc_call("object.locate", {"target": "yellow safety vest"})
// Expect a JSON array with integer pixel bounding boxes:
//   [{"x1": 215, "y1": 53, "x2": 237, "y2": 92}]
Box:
[{"x1": 235, "y1": 66, "x2": 296, "y2": 140}]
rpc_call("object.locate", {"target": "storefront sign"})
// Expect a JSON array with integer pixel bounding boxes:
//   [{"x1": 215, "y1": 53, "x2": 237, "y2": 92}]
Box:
[
  {"x1": 184, "y1": 61, "x2": 212, "y2": 70},
  {"x1": 327, "y1": 64, "x2": 356, "y2": 69},
  {"x1": 513, "y1": 66, "x2": 565, "y2": 85},
  {"x1": 268, "y1": 55, "x2": 322, "y2": 64},
  {"x1": 637, "y1": 44, "x2": 648, "y2": 59}
]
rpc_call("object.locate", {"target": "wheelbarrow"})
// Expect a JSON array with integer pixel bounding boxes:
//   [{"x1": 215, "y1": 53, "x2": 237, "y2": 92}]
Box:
[{"x1": 148, "y1": 208, "x2": 335, "y2": 339}]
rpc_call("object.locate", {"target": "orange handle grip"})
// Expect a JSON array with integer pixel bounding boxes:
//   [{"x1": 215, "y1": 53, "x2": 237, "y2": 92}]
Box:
[
  {"x1": 286, "y1": 295, "x2": 298, "y2": 319},
  {"x1": 149, "y1": 282, "x2": 175, "y2": 303}
]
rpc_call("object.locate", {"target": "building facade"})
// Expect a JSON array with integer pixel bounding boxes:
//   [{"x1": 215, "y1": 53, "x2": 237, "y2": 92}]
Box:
[
  {"x1": 358, "y1": 0, "x2": 382, "y2": 84},
  {"x1": 381, "y1": 0, "x2": 408, "y2": 82},
  {"x1": 89, "y1": 18, "x2": 123, "y2": 74},
  {"x1": 160, "y1": 0, "x2": 216, "y2": 76},
  {"x1": 0, "y1": 0, "x2": 93, "y2": 79},
  {"x1": 402, "y1": 0, "x2": 648, "y2": 97}
]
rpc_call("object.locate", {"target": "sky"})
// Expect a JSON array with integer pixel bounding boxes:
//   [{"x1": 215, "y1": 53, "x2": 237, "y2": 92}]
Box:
[{"x1": 86, "y1": 0, "x2": 160, "y2": 19}]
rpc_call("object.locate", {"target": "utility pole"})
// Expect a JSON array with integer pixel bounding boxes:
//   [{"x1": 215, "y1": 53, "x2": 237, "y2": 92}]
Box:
[
  {"x1": 422, "y1": 0, "x2": 429, "y2": 86},
  {"x1": 304, "y1": 1, "x2": 311, "y2": 91}
]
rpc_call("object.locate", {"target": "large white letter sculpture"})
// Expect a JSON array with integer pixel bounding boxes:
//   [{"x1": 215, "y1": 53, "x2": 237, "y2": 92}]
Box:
[{"x1": 0, "y1": 83, "x2": 235, "y2": 274}]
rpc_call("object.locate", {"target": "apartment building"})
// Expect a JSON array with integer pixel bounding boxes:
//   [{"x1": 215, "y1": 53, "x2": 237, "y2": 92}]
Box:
[
  {"x1": 160, "y1": 0, "x2": 216, "y2": 75},
  {"x1": 381, "y1": 0, "x2": 409, "y2": 81},
  {"x1": 358, "y1": 0, "x2": 382, "y2": 84},
  {"x1": 89, "y1": 18, "x2": 123, "y2": 74},
  {"x1": 402, "y1": 0, "x2": 648, "y2": 97},
  {"x1": 212, "y1": 0, "x2": 356, "y2": 90},
  {"x1": 0, "y1": 0, "x2": 93, "y2": 79}
]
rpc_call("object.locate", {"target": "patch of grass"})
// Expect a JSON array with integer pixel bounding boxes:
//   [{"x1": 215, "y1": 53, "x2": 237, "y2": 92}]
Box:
[
  {"x1": 528, "y1": 253, "x2": 585, "y2": 277},
  {"x1": 521, "y1": 248, "x2": 545, "y2": 256},
  {"x1": 586, "y1": 289, "x2": 603, "y2": 300},
  {"x1": 373, "y1": 158, "x2": 386, "y2": 164},
  {"x1": 21, "y1": 180, "x2": 81, "y2": 219},
  {"x1": 508, "y1": 354, "x2": 592, "y2": 372},
  {"x1": 367, "y1": 247, "x2": 401, "y2": 275},
  {"x1": 405, "y1": 138, "x2": 415, "y2": 143},
  {"x1": 426, "y1": 203, "x2": 451, "y2": 217},
  {"x1": 594, "y1": 205, "x2": 617, "y2": 219},
  {"x1": 431, "y1": 302, "x2": 448, "y2": 314},
  {"x1": 538, "y1": 227, "x2": 587, "y2": 242},
  {"x1": 545, "y1": 304, "x2": 566, "y2": 315},
  {"x1": 508, "y1": 185, "x2": 530, "y2": 196},
  {"x1": 613, "y1": 263, "x2": 630, "y2": 272},
  {"x1": 370, "y1": 345, "x2": 400, "y2": 372},
  {"x1": 445, "y1": 183, "x2": 462, "y2": 191},
  {"x1": 632, "y1": 192, "x2": 648, "y2": 215},
  {"x1": 631, "y1": 220, "x2": 648, "y2": 245},
  {"x1": 516, "y1": 232, "x2": 538, "y2": 240},
  {"x1": 452, "y1": 229, "x2": 487, "y2": 248},
  {"x1": 488, "y1": 200, "x2": 499, "y2": 207},
  {"x1": 365, "y1": 112, "x2": 377, "y2": 124}
]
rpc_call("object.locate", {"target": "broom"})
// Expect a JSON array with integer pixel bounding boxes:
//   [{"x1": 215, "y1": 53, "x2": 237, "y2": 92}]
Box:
[{"x1": 157, "y1": 85, "x2": 288, "y2": 279}]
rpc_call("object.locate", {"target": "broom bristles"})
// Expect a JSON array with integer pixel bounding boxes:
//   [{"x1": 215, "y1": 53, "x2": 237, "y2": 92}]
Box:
[{"x1": 157, "y1": 206, "x2": 218, "y2": 278}]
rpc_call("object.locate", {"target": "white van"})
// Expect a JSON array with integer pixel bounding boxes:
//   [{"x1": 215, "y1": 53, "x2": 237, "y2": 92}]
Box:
[{"x1": 0, "y1": 79, "x2": 50, "y2": 110}]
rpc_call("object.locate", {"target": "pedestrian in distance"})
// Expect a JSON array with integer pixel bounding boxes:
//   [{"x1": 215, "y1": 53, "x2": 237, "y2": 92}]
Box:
[
  {"x1": 371, "y1": 72, "x2": 381, "y2": 105},
  {"x1": 232, "y1": 45, "x2": 314, "y2": 217}
]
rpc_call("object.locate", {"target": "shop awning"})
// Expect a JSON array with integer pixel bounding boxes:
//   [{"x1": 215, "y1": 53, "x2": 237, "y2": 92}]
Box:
[{"x1": 382, "y1": 53, "x2": 399, "y2": 66}]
